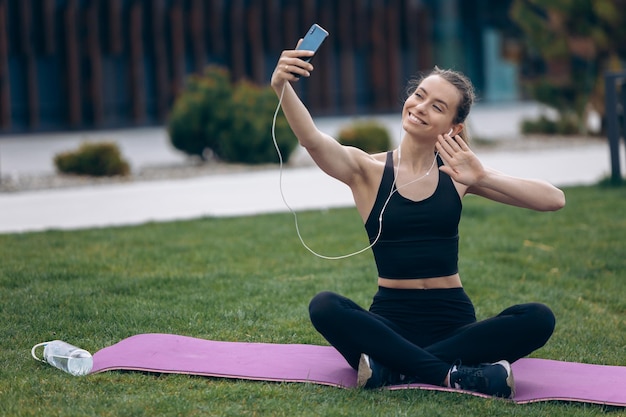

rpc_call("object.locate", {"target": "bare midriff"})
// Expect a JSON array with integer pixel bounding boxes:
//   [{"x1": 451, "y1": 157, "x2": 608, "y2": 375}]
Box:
[{"x1": 378, "y1": 273, "x2": 462, "y2": 289}]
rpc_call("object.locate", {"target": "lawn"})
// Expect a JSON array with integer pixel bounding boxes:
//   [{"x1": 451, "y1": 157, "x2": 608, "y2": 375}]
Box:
[{"x1": 1, "y1": 185, "x2": 624, "y2": 416}]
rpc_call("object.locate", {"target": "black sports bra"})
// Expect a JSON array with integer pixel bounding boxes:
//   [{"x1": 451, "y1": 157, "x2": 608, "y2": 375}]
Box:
[{"x1": 364, "y1": 151, "x2": 462, "y2": 279}]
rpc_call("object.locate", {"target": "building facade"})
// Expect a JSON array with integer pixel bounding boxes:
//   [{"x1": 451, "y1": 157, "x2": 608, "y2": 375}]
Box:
[{"x1": 0, "y1": 0, "x2": 518, "y2": 133}]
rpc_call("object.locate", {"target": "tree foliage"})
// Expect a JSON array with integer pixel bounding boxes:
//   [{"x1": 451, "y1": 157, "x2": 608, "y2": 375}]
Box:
[{"x1": 510, "y1": 0, "x2": 626, "y2": 133}]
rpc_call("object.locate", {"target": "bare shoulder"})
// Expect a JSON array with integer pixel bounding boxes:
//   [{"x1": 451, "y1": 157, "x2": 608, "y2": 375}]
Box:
[
  {"x1": 345, "y1": 148, "x2": 389, "y2": 219},
  {"x1": 345, "y1": 147, "x2": 388, "y2": 180}
]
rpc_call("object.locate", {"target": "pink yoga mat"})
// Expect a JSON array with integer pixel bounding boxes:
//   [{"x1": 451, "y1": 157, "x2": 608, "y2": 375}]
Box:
[{"x1": 91, "y1": 333, "x2": 626, "y2": 406}]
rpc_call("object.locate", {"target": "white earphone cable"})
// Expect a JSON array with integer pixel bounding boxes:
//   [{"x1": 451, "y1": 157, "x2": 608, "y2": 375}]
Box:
[{"x1": 272, "y1": 83, "x2": 437, "y2": 260}]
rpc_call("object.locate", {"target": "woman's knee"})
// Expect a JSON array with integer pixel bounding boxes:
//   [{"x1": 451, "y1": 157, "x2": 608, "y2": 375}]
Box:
[
  {"x1": 525, "y1": 302, "x2": 556, "y2": 343},
  {"x1": 500, "y1": 302, "x2": 556, "y2": 346},
  {"x1": 308, "y1": 291, "x2": 341, "y2": 324}
]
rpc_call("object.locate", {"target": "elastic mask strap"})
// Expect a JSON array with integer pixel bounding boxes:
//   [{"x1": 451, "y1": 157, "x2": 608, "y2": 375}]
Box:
[{"x1": 31, "y1": 341, "x2": 50, "y2": 362}]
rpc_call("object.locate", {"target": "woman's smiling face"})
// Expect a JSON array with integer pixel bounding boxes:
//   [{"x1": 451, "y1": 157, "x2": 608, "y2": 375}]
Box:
[{"x1": 402, "y1": 75, "x2": 461, "y2": 139}]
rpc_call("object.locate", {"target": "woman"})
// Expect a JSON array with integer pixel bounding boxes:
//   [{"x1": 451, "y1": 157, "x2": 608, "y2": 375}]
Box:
[{"x1": 270, "y1": 45, "x2": 565, "y2": 398}]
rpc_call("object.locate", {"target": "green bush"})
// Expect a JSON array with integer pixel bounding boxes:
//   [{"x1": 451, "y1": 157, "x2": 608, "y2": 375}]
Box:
[
  {"x1": 54, "y1": 142, "x2": 130, "y2": 177},
  {"x1": 520, "y1": 115, "x2": 557, "y2": 135},
  {"x1": 337, "y1": 121, "x2": 392, "y2": 153},
  {"x1": 219, "y1": 80, "x2": 298, "y2": 164},
  {"x1": 520, "y1": 115, "x2": 579, "y2": 135},
  {"x1": 168, "y1": 66, "x2": 298, "y2": 164},
  {"x1": 168, "y1": 66, "x2": 233, "y2": 159}
]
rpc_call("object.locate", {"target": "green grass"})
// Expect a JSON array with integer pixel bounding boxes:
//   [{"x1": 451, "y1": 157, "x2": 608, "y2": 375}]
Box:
[{"x1": 1, "y1": 185, "x2": 625, "y2": 416}]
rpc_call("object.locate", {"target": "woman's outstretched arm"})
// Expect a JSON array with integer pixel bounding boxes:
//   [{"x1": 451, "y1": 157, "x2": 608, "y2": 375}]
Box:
[
  {"x1": 436, "y1": 133, "x2": 566, "y2": 211},
  {"x1": 270, "y1": 47, "x2": 371, "y2": 187}
]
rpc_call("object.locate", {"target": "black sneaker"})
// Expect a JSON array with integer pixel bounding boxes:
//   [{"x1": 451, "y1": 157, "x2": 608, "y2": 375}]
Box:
[
  {"x1": 356, "y1": 354, "x2": 414, "y2": 389},
  {"x1": 448, "y1": 360, "x2": 515, "y2": 398}
]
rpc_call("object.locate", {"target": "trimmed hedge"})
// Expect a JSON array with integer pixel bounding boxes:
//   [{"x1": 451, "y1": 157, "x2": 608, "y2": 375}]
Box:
[
  {"x1": 337, "y1": 121, "x2": 392, "y2": 153},
  {"x1": 54, "y1": 142, "x2": 130, "y2": 177},
  {"x1": 520, "y1": 115, "x2": 579, "y2": 135}
]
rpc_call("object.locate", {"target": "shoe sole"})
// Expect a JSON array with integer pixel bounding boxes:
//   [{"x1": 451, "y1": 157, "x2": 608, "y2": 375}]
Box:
[
  {"x1": 356, "y1": 353, "x2": 372, "y2": 388},
  {"x1": 494, "y1": 359, "x2": 515, "y2": 398}
]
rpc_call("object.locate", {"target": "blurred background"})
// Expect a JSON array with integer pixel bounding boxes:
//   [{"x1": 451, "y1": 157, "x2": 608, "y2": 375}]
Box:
[
  {"x1": 3, "y1": 0, "x2": 623, "y2": 135},
  {"x1": 1, "y1": 0, "x2": 625, "y2": 228}
]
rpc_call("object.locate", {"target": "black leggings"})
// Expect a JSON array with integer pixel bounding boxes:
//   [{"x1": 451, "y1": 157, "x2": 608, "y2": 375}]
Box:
[{"x1": 308, "y1": 287, "x2": 555, "y2": 385}]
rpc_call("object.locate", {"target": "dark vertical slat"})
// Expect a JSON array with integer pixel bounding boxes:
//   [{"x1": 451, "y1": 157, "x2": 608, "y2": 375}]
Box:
[
  {"x1": 64, "y1": 0, "x2": 81, "y2": 127},
  {"x1": 86, "y1": 0, "x2": 104, "y2": 126},
  {"x1": 108, "y1": 0, "x2": 123, "y2": 54},
  {"x1": 353, "y1": 0, "x2": 368, "y2": 50},
  {"x1": 247, "y1": 0, "x2": 264, "y2": 83},
  {"x1": 42, "y1": 0, "x2": 55, "y2": 54},
  {"x1": 316, "y1": 0, "x2": 333, "y2": 112},
  {"x1": 19, "y1": 0, "x2": 39, "y2": 128},
  {"x1": 208, "y1": 0, "x2": 225, "y2": 61},
  {"x1": 229, "y1": 0, "x2": 246, "y2": 81},
  {"x1": 189, "y1": 0, "x2": 205, "y2": 74},
  {"x1": 19, "y1": 0, "x2": 30, "y2": 54},
  {"x1": 386, "y1": 0, "x2": 401, "y2": 109},
  {"x1": 403, "y1": 0, "x2": 418, "y2": 76},
  {"x1": 353, "y1": 0, "x2": 369, "y2": 109},
  {"x1": 417, "y1": 6, "x2": 433, "y2": 71},
  {"x1": 152, "y1": 0, "x2": 168, "y2": 121},
  {"x1": 265, "y1": 0, "x2": 281, "y2": 51},
  {"x1": 338, "y1": 0, "x2": 355, "y2": 113},
  {"x1": 0, "y1": 0, "x2": 10, "y2": 129},
  {"x1": 281, "y1": 2, "x2": 298, "y2": 52},
  {"x1": 605, "y1": 74, "x2": 620, "y2": 184},
  {"x1": 301, "y1": 0, "x2": 316, "y2": 34},
  {"x1": 169, "y1": 0, "x2": 185, "y2": 96},
  {"x1": 129, "y1": 0, "x2": 145, "y2": 124},
  {"x1": 0, "y1": 0, "x2": 443, "y2": 131},
  {"x1": 622, "y1": 81, "x2": 626, "y2": 158},
  {"x1": 370, "y1": 0, "x2": 386, "y2": 111}
]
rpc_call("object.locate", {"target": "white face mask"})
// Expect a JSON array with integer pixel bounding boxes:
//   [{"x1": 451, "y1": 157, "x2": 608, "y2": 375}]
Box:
[{"x1": 31, "y1": 340, "x2": 93, "y2": 376}]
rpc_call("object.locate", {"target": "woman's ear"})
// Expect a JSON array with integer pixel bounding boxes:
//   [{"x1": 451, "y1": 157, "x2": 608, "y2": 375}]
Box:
[{"x1": 449, "y1": 123, "x2": 463, "y2": 137}]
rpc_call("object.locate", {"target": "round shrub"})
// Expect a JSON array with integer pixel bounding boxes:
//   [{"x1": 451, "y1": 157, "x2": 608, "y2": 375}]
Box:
[
  {"x1": 337, "y1": 121, "x2": 392, "y2": 153},
  {"x1": 520, "y1": 115, "x2": 579, "y2": 135},
  {"x1": 520, "y1": 115, "x2": 558, "y2": 135},
  {"x1": 218, "y1": 80, "x2": 298, "y2": 164},
  {"x1": 54, "y1": 142, "x2": 130, "y2": 177},
  {"x1": 168, "y1": 66, "x2": 233, "y2": 159},
  {"x1": 168, "y1": 66, "x2": 298, "y2": 164}
]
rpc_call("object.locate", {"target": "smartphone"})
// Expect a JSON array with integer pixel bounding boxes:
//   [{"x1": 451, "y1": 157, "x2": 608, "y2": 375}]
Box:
[
  {"x1": 293, "y1": 24, "x2": 329, "y2": 77},
  {"x1": 297, "y1": 24, "x2": 329, "y2": 62}
]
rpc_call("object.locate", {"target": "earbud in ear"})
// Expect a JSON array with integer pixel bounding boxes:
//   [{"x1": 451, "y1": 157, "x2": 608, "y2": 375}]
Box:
[{"x1": 448, "y1": 128, "x2": 453, "y2": 136}]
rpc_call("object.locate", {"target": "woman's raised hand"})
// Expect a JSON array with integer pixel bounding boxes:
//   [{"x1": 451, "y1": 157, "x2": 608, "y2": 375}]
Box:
[
  {"x1": 436, "y1": 133, "x2": 486, "y2": 187},
  {"x1": 270, "y1": 43, "x2": 315, "y2": 89}
]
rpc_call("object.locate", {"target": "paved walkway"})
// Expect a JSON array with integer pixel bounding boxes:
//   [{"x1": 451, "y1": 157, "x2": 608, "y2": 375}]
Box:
[{"x1": 0, "y1": 104, "x2": 623, "y2": 234}]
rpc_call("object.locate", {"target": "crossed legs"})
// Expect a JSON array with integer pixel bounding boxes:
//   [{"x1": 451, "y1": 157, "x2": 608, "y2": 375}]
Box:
[{"x1": 308, "y1": 290, "x2": 555, "y2": 386}]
